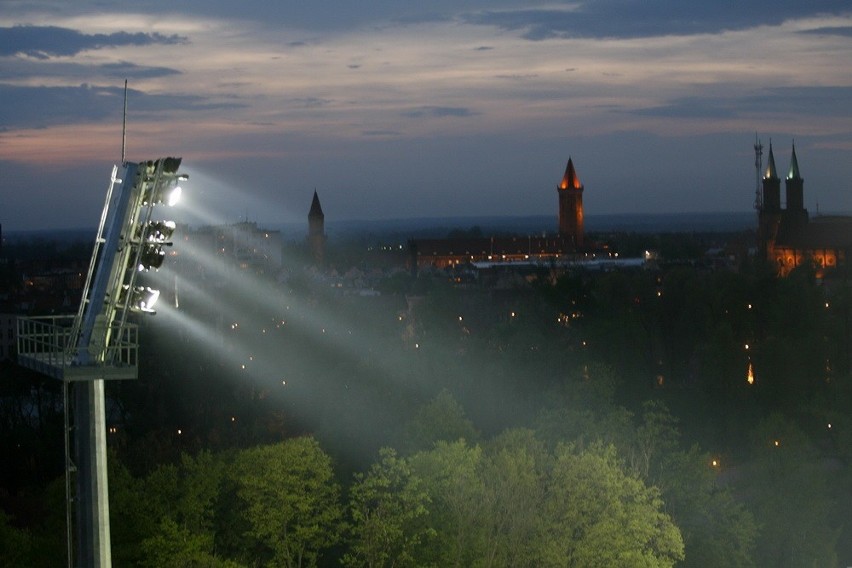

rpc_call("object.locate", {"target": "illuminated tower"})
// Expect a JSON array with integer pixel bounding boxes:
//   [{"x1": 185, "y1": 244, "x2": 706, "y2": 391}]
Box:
[
  {"x1": 758, "y1": 142, "x2": 782, "y2": 260},
  {"x1": 786, "y1": 143, "x2": 804, "y2": 211},
  {"x1": 557, "y1": 157, "x2": 584, "y2": 248},
  {"x1": 307, "y1": 190, "x2": 326, "y2": 266},
  {"x1": 784, "y1": 143, "x2": 808, "y2": 230},
  {"x1": 762, "y1": 142, "x2": 781, "y2": 212}
]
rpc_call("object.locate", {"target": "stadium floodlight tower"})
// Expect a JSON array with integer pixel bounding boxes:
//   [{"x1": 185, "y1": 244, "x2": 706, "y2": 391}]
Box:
[{"x1": 17, "y1": 157, "x2": 186, "y2": 567}]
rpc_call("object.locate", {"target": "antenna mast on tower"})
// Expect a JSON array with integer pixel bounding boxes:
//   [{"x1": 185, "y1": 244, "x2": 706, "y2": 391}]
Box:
[
  {"x1": 754, "y1": 134, "x2": 763, "y2": 212},
  {"x1": 121, "y1": 80, "x2": 128, "y2": 164}
]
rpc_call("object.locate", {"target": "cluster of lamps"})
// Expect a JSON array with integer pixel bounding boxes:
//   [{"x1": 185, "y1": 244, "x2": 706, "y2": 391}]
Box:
[{"x1": 121, "y1": 158, "x2": 186, "y2": 314}]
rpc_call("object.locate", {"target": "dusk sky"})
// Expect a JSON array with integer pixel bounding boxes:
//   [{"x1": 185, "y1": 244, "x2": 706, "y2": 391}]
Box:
[{"x1": 2, "y1": 1, "x2": 852, "y2": 232}]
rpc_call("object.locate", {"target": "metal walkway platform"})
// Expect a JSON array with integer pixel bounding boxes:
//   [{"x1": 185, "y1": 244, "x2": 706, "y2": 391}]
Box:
[{"x1": 17, "y1": 315, "x2": 138, "y2": 381}]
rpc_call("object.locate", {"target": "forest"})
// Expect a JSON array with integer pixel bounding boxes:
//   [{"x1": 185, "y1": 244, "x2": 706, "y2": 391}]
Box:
[{"x1": 1, "y1": 236, "x2": 851, "y2": 566}]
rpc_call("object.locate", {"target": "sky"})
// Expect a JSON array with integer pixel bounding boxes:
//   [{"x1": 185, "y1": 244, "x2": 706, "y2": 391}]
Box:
[{"x1": 2, "y1": 0, "x2": 852, "y2": 231}]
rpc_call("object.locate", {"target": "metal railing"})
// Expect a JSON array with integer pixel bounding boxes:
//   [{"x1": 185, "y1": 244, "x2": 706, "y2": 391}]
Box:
[{"x1": 17, "y1": 315, "x2": 138, "y2": 381}]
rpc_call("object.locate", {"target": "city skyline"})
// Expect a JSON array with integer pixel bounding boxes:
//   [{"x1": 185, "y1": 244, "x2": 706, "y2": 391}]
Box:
[{"x1": 2, "y1": 1, "x2": 852, "y2": 231}]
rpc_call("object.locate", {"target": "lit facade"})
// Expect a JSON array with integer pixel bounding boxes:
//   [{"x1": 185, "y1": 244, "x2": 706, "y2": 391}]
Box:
[
  {"x1": 758, "y1": 144, "x2": 852, "y2": 277},
  {"x1": 558, "y1": 157, "x2": 584, "y2": 247}
]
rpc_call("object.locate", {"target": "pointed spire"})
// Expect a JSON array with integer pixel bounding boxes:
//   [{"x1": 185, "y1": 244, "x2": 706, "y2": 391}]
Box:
[
  {"x1": 309, "y1": 189, "x2": 324, "y2": 218},
  {"x1": 559, "y1": 157, "x2": 582, "y2": 190},
  {"x1": 764, "y1": 142, "x2": 778, "y2": 180},
  {"x1": 787, "y1": 142, "x2": 801, "y2": 180}
]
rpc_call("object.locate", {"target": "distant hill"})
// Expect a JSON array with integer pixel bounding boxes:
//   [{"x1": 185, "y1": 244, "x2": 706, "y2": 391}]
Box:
[
  {"x1": 2, "y1": 227, "x2": 95, "y2": 245},
  {"x1": 319, "y1": 211, "x2": 757, "y2": 239},
  {"x1": 3, "y1": 212, "x2": 757, "y2": 244}
]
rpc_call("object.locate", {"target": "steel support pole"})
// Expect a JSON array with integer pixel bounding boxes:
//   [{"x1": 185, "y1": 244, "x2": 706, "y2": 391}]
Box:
[{"x1": 74, "y1": 379, "x2": 112, "y2": 567}]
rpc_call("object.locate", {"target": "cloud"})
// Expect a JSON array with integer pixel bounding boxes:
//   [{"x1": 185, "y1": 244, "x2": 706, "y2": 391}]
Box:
[
  {"x1": 0, "y1": 25, "x2": 187, "y2": 59},
  {"x1": 391, "y1": 13, "x2": 453, "y2": 26},
  {"x1": 494, "y1": 73, "x2": 538, "y2": 80},
  {"x1": 0, "y1": 58, "x2": 181, "y2": 81},
  {"x1": 401, "y1": 106, "x2": 477, "y2": 118},
  {"x1": 633, "y1": 97, "x2": 740, "y2": 119},
  {"x1": 463, "y1": 1, "x2": 851, "y2": 40},
  {"x1": 99, "y1": 61, "x2": 182, "y2": 79},
  {"x1": 798, "y1": 26, "x2": 852, "y2": 37},
  {"x1": 361, "y1": 129, "x2": 402, "y2": 136},
  {"x1": 633, "y1": 86, "x2": 852, "y2": 120},
  {"x1": 0, "y1": 84, "x2": 243, "y2": 129},
  {"x1": 288, "y1": 97, "x2": 333, "y2": 108}
]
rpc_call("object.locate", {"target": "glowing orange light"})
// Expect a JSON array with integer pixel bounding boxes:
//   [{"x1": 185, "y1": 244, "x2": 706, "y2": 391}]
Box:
[{"x1": 747, "y1": 362, "x2": 755, "y2": 385}]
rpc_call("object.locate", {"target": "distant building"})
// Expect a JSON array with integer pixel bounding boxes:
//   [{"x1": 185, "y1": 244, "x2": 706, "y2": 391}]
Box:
[
  {"x1": 758, "y1": 143, "x2": 852, "y2": 277},
  {"x1": 307, "y1": 190, "x2": 326, "y2": 266},
  {"x1": 558, "y1": 157, "x2": 584, "y2": 247},
  {"x1": 181, "y1": 221, "x2": 283, "y2": 279},
  {"x1": 410, "y1": 156, "x2": 594, "y2": 270}
]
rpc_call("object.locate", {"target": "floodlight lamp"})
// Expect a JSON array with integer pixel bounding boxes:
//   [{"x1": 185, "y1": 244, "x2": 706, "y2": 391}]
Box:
[
  {"x1": 144, "y1": 181, "x2": 182, "y2": 207},
  {"x1": 119, "y1": 285, "x2": 161, "y2": 313},
  {"x1": 137, "y1": 244, "x2": 166, "y2": 271},
  {"x1": 161, "y1": 157, "x2": 182, "y2": 174},
  {"x1": 168, "y1": 184, "x2": 182, "y2": 206},
  {"x1": 138, "y1": 287, "x2": 160, "y2": 312},
  {"x1": 141, "y1": 220, "x2": 176, "y2": 243}
]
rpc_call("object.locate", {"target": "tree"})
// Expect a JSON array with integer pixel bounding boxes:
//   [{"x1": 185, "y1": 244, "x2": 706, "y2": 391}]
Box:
[
  {"x1": 0, "y1": 510, "x2": 34, "y2": 566},
  {"x1": 656, "y1": 446, "x2": 757, "y2": 568},
  {"x1": 400, "y1": 389, "x2": 479, "y2": 454},
  {"x1": 229, "y1": 436, "x2": 343, "y2": 567},
  {"x1": 140, "y1": 517, "x2": 243, "y2": 568},
  {"x1": 408, "y1": 439, "x2": 487, "y2": 567},
  {"x1": 343, "y1": 448, "x2": 433, "y2": 568},
  {"x1": 542, "y1": 443, "x2": 684, "y2": 567},
  {"x1": 628, "y1": 400, "x2": 681, "y2": 480},
  {"x1": 741, "y1": 413, "x2": 839, "y2": 567},
  {"x1": 624, "y1": 402, "x2": 757, "y2": 567},
  {"x1": 479, "y1": 428, "x2": 549, "y2": 568}
]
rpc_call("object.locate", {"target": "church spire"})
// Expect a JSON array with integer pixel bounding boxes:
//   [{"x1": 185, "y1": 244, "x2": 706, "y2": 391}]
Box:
[
  {"x1": 309, "y1": 189, "x2": 324, "y2": 219},
  {"x1": 764, "y1": 142, "x2": 778, "y2": 180},
  {"x1": 307, "y1": 190, "x2": 326, "y2": 266},
  {"x1": 787, "y1": 143, "x2": 801, "y2": 180},
  {"x1": 559, "y1": 157, "x2": 582, "y2": 190}
]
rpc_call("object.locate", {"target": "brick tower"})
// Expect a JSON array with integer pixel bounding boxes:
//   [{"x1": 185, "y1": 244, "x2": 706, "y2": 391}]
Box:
[{"x1": 557, "y1": 157, "x2": 584, "y2": 248}]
